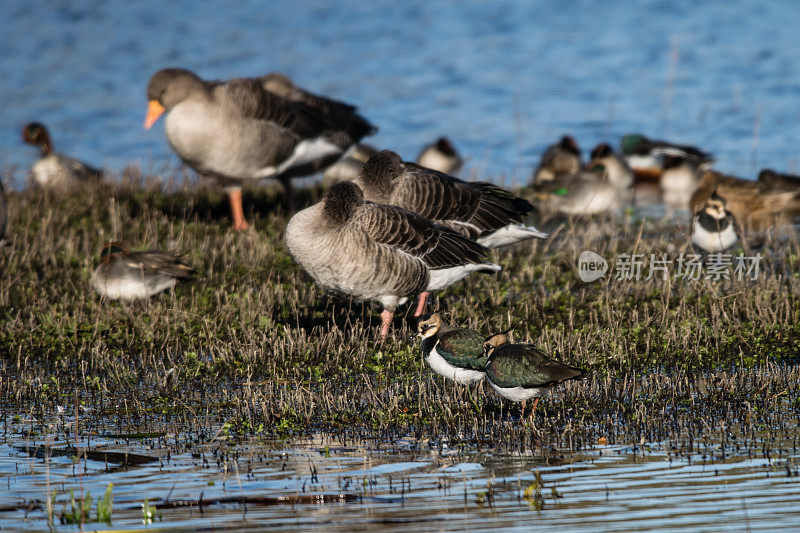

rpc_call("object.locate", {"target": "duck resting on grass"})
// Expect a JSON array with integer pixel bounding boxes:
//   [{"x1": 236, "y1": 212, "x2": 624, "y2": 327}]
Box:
[
  {"x1": 531, "y1": 135, "x2": 582, "y2": 185},
  {"x1": 352, "y1": 150, "x2": 546, "y2": 316},
  {"x1": 416, "y1": 137, "x2": 464, "y2": 176},
  {"x1": 144, "y1": 68, "x2": 375, "y2": 230},
  {"x1": 285, "y1": 182, "x2": 500, "y2": 339},
  {"x1": 620, "y1": 133, "x2": 714, "y2": 182},
  {"x1": 417, "y1": 313, "x2": 488, "y2": 384},
  {"x1": 483, "y1": 333, "x2": 586, "y2": 419},
  {"x1": 91, "y1": 242, "x2": 195, "y2": 300},
  {"x1": 22, "y1": 122, "x2": 103, "y2": 189}
]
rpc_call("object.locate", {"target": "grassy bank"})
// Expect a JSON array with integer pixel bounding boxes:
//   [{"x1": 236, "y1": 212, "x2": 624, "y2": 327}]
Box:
[{"x1": 2, "y1": 172, "x2": 800, "y2": 451}]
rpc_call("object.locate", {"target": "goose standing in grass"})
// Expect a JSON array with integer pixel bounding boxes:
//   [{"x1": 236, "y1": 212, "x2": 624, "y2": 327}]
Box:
[
  {"x1": 690, "y1": 170, "x2": 800, "y2": 231},
  {"x1": 416, "y1": 137, "x2": 464, "y2": 175},
  {"x1": 417, "y1": 313, "x2": 488, "y2": 383},
  {"x1": 22, "y1": 123, "x2": 102, "y2": 188},
  {"x1": 531, "y1": 135, "x2": 582, "y2": 185},
  {"x1": 91, "y1": 242, "x2": 195, "y2": 300},
  {"x1": 144, "y1": 68, "x2": 375, "y2": 230},
  {"x1": 352, "y1": 150, "x2": 545, "y2": 315},
  {"x1": 692, "y1": 192, "x2": 738, "y2": 253},
  {"x1": 483, "y1": 333, "x2": 586, "y2": 418},
  {"x1": 620, "y1": 133, "x2": 714, "y2": 182},
  {"x1": 285, "y1": 182, "x2": 500, "y2": 339}
]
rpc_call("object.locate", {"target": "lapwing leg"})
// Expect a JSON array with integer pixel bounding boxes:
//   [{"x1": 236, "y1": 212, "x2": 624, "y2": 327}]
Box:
[
  {"x1": 379, "y1": 309, "x2": 393, "y2": 340},
  {"x1": 413, "y1": 292, "x2": 429, "y2": 317},
  {"x1": 226, "y1": 187, "x2": 250, "y2": 231}
]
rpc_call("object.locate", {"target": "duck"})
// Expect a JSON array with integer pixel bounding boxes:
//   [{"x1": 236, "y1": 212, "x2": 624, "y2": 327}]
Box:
[
  {"x1": 285, "y1": 182, "x2": 500, "y2": 339},
  {"x1": 483, "y1": 333, "x2": 586, "y2": 418},
  {"x1": 660, "y1": 156, "x2": 703, "y2": 208},
  {"x1": 533, "y1": 165, "x2": 632, "y2": 216},
  {"x1": 91, "y1": 242, "x2": 195, "y2": 300},
  {"x1": 587, "y1": 143, "x2": 634, "y2": 189},
  {"x1": 416, "y1": 137, "x2": 464, "y2": 175},
  {"x1": 690, "y1": 170, "x2": 800, "y2": 231},
  {"x1": 22, "y1": 123, "x2": 102, "y2": 188},
  {"x1": 144, "y1": 68, "x2": 376, "y2": 230},
  {"x1": 757, "y1": 169, "x2": 800, "y2": 190},
  {"x1": 352, "y1": 150, "x2": 546, "y2": 315},
  {"x1": 531, "y1": 135, "x2": 582, "y2": 185},
  {"x1": 692, "y1": 192, "x2": 738, "y2": 253},
  {"x1": 620, "y1": 133, "x2": 713, "y2": 183},
  {"x1": 322, "y1": 144, "x2": 378, "y2": 185},
  {"x1": 417, "y1": 313, "x2": 488, "y2": 384}
]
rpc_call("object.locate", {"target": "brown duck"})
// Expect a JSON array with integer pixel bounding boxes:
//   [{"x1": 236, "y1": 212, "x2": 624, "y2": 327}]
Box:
[{"x1": 690, "y1": 170, "x2": 800, "y2": 230}]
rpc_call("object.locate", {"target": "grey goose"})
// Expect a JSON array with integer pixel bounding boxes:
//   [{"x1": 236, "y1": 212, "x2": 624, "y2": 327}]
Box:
[
  {"x1": 144, "y1": 68, "x2": 375, "y2": 230},
  {"x1": 91, "y1": 242, "x2": 195, "y2": 300},
  {"x1": 352, "y1": 150, "x2": 546, "y2": 315},
  {"x1": 285, "y1": 182, "x2": 500, "y2": 339},
  {"x1": 23, "y1": 123, "x2": 103, "y2": 189}
]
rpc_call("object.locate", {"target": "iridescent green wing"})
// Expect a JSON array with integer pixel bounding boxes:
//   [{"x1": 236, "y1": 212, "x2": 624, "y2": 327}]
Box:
[
  {"x1": 487, "y1": 344, "x2": 585, "y2": 388},
  {"x1": 437, "y1": 328, "x2": 488, "y2": 371}
]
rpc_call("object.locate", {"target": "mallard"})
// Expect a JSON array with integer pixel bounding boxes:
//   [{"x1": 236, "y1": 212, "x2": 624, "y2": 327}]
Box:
[
  {"x1": 621, "y1": 133, "x2": 713, "y2": 183},
  {"x1": 531, "y1": 135, "x2": 582, "y2": 185},
  {"x1": 416, "y1": 137, "x2": 464, "y2": 175},
  {"x1": 91, "y1": 242, "x2": 195, "y2": 300},
  {"x1": 144, "y1": 68, "x2": 376, "y2": 230},
  {"x1": 483, "y1": 333, "x2": 586, "y2": 417},
  {"x1": 692, "y1": 192, "x2": 738, "y2": 253},
  {"x1": 22, "y1": 123, "x2": 102, "y2": 189},
  {"x1": 417, "y1": 313, "x2": 488, "y2": 383},
  {"x1": 285, "y1": 182, "x2": 500, "y2": 339}
]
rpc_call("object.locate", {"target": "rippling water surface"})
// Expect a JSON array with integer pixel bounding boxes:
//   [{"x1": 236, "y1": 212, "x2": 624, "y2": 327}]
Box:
[
  {"x1": 3, "y1": 428, "x2": 800, "y2": 531},
  {"x1": 3, "y1": 0, "x2": 800, "y2": 187}
]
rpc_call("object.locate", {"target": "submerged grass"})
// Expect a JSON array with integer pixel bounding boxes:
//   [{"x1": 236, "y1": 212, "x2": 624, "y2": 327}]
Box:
[{"x1": 1, "y1": 168, "x2": 800, "y2": 452}]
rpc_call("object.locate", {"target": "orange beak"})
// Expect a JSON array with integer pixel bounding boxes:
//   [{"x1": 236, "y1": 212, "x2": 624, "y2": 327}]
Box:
[{"x1": 144, "y1": 100, "x2": 165, "y2": 129}]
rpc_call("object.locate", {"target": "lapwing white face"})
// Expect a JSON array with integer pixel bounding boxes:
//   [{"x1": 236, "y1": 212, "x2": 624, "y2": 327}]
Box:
[
  {"x1": 703, "y1": 197, "x2": 727, "y2": 220},
  {"x1": 417, "y1": 314, "x2": 442, "y2": 339}
]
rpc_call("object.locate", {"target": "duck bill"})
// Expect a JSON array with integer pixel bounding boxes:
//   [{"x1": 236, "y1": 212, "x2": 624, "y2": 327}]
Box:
[{"x1": 144, "y1": 100, "x2": 165, "y2": 129}]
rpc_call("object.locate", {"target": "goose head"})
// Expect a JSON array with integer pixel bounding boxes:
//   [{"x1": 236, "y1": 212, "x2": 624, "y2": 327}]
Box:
[
  {"x1": 145, "y1": 68, "x2": 205, "y2": 129},
  {"x1": 322, "y1": 181, "x2": 364, "y2": 225}
]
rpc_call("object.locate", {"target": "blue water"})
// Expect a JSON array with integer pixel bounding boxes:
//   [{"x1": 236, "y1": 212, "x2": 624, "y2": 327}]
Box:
[{"x1": 3, "y1": 0, "x2": 800, "y2": 188}]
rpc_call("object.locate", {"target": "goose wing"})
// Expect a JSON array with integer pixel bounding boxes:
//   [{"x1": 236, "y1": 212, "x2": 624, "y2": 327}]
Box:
[{"x1": 350, "y1": 203, "x2": 489, "y2": 269}]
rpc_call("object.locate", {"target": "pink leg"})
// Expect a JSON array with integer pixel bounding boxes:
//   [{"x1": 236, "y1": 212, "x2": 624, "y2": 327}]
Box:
[
  {"x1": 380, "y1": 309, "x2": 393, "y2": 339},
  {"x1": 227, "y1": 188, "x2": 250, "y2": 231},
  {"x1": 414, "y1": 292, "x2": 429, "y2": 317}
]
